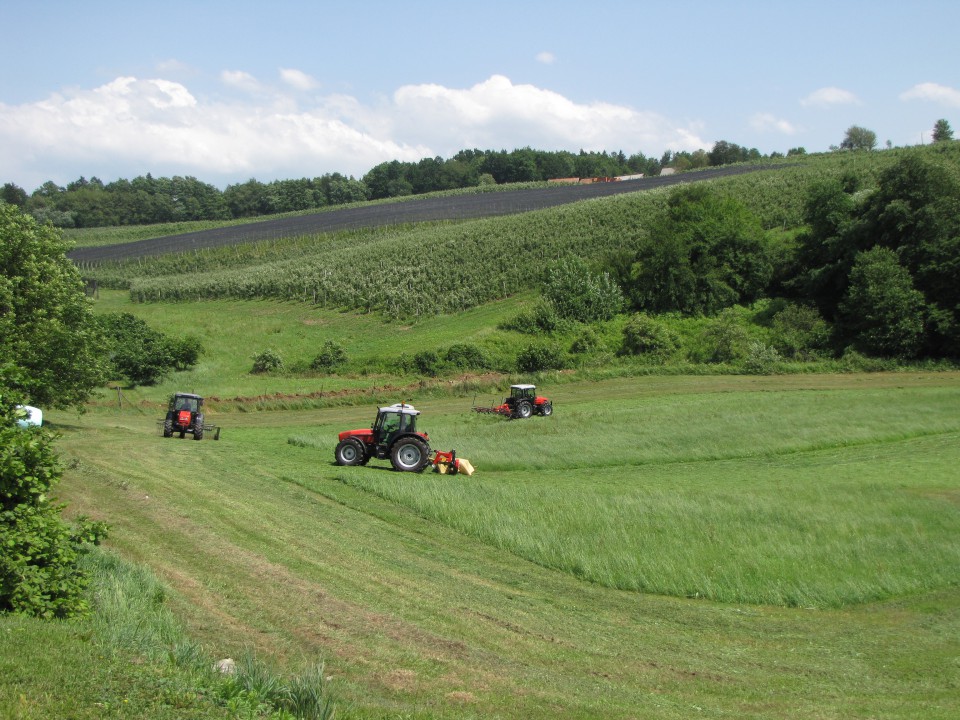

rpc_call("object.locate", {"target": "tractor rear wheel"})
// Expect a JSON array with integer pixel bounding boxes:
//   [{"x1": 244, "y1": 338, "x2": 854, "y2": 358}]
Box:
[
  {"x1": 335, "y1": 438, "x2": 366, "y2": 466},
  {"x1": 515, "y1": 400, "x2": 533, "y2": 419},
  {"x1": 163, "y1": 416, "x2": 173, "y2": 437},
  {"x1": 390, "y1": 437, "x2": 429, "y2": 472}
]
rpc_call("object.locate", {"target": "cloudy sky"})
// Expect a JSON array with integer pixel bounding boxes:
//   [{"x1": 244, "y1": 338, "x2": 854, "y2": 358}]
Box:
[{"x1": 1, "y1": 0, "x2": 958, "y2": 191}]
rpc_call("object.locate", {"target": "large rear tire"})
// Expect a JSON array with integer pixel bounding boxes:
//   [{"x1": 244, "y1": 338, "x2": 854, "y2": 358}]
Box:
[
  {"x1": 515, "y1": 400, "x2": 533, "y2": 419},
  {"x1": 335, "y1": 438, "x2": 366, "y2": 466},
  {"x1": 390, "y1": 437, "x2": 429, "y2": 472},
  {"x1": 163, "y1": 415, "x2": 173, "y2": 437}
]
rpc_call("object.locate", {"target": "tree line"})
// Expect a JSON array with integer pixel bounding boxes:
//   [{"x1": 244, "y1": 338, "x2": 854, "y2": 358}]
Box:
[
  {"x1": 0, "y1": 142, "x2": 787, "y2": 229},
  {"x1": 1, "y1": 119, "x2": 952, "y2": 232}
]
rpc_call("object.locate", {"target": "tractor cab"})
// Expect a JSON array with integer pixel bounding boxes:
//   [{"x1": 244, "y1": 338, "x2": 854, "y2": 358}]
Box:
[
  {"x1": 509, "y1": 384, "x2": 537, "y2": 403},
  {"x1": 172, "y1": 394, "x2": 202, "y2": 413},
  {"x1": 373, "y1": 403, "x2": 422, "y2": 447}
]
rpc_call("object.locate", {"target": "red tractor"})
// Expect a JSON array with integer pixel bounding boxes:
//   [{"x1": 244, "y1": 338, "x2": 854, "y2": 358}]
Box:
[
  {"x1": 162, "y1": 392, "x2": 220, "y2": 440},
  {"x1": 335, "y1": 403, "x2": 433, "y2": 472},
  {"x1": 474, "y1": 384, "x2": 553, "y2": 419}
]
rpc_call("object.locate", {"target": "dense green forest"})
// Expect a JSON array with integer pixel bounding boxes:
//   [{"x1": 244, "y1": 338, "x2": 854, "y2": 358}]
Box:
[{"x1": 1, "y1": 141, "x2": 790, "y2": 229}]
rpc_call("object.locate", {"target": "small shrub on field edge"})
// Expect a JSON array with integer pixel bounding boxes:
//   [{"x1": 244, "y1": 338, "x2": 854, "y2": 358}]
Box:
[
  {"x1": 251, "y1": 349, "x2": 284, "y2": 374},
  {"x1": 570, "y1": 327, "x2": 603, "y2": 354},
  {"x1": 516, "y1": 343, "x2": 567, "y2": 373},
  {"x1": 413, "y1": 350, "x2": 441, "y2": 377},
  {"x1": 742, "y1": 341, "x2": 782, "y2": 374},
  {"x1": 620, "y1": 313, "x2": 679, "y2": 361},
  {"x1": 444, "y1": 343, "x2": 491, "y2": 370},
  {"x1": 500, "y1": 300, "x2": 565, "y2": 335},
  {"x1": 310, "y1": 340, "x2": 348, "y2": 372}
]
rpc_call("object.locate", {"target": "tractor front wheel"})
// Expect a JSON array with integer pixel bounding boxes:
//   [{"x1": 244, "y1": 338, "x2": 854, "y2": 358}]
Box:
[
  {"x1": 390, "y1": 437, "x2": 429, "y2": 472},
  {"x1": 539, "y1": 402, "x2": 553, "y2": 416},
  {"x1": 335, "y1": 438, "x2": 366, "y2": 466}
]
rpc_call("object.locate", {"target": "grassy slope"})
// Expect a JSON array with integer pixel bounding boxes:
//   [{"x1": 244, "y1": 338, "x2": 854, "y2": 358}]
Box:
[
  {"x1": 47, "y1": 371, "x2": 960, "y2": 719},
  {"x1": 11, "y1": 147, "x2": 960, "y2": 718}
]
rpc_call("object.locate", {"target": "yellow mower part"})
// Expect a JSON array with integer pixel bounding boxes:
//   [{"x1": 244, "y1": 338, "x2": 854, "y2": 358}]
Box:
[{"x1": 432, "y1": 457, "x2": 475, "y2": 476}]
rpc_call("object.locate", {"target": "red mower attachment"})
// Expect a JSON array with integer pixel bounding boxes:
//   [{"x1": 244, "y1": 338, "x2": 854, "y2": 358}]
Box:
[{"x1": 432, "y1": 450, "x2": 475, "y2": 476}]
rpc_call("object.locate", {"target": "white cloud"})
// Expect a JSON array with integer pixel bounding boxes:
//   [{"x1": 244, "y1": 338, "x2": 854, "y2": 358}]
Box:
[
  {"x1": 221, "y1": 70, "x2": 264, "y2": 94},
  {"x1": 0, "y1": 73, "x2": 706, "y2": 189},
  {"x1": 280, "y1": 68, "x2": 319, "y2": 91},
  {"x1": 391, "y1": 74, "x2": 704, "y2": 156},
  {"x1": 801, "y1": 87, "x2": 860, "y2": 107},
  {"x1": 749, "y1": 113, "x2": 798, "y2": 135},
  {"x1": 900, "y1": 82, "x2": 960, "y2": 108},
  {"x1": 536, "y1": 51, "x2": 556, "y2": 65}
]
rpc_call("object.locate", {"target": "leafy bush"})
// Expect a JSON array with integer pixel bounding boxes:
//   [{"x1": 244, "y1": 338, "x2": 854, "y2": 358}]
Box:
[
  {"x1": 413, "y1": 350, "x2": 441, "y2": 377},
  {"x1": 1, "y1": 370, "x2": 107, "y2": 618},
  {"x1": 499, "y1": 300, "x2": 563, "y2": 335},
  {"x1": 742, "y1": 342, "x2": 782, "y2": 375},
  {"x1": 310, "y1": 340, "x2": 348, "y2": 372},
  {"x1": 515, "y1": 343, "x2": 566, "y2": 373},
  {"x1": 620, "y1": 313, "x2": 679, "y2": 361},
  {"x1": 96, "y1": 313, "x2": 202, "y2": 385},
  {"x1": 251, "y1": 349, "x2": 284, "y2": 374},
  {"x1": 167, "y1": 334, "x2": 204, "y2": 371},
  {"x1": 543, "y1": 255, "x2": 624, "y2": 323},
  {"x1": 96, "y1": 312, "x2": 175, "y2": 386},
  {"x1": 570, "y1": 327, "x2": 603, "y2": 354},
  {"x1": 444, "y1": 343, "x2": 490, "y2": 370},
  {"x1": 701, "y1": 309, "x2": 750, "y2": 363},
  {"x1": 771, "y1": 303, "x2": 830, "y2": 359}
]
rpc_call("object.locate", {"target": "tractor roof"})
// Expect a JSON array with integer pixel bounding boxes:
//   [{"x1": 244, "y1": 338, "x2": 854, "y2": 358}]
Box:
[
  {"x1": 378, "y1": 403, "x2": 420, "y2": 416},
  {"x1": 174, "y1": 392, "x2": 203, "y2": 400},
  {"x1": 511, "y1": 384, "x2": 536, "y2": 390}
]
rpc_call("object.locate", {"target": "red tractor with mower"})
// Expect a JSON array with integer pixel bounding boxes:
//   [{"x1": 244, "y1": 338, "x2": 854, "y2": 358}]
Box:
[
  {"x1": 473, "y1": 384, "x2": 553, "y2": 419},
  {"x1": 335, "y1": 402, "x2": 473, "y2": 473},
  {"x1": 162, "y1": 392, "x2": 220, "y2": 440}
]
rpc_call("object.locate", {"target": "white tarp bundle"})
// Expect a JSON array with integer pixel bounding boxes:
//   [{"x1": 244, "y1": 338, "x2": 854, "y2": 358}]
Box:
[{"x1": 16, "y1": 405, "x2": 42, "y2": 428}]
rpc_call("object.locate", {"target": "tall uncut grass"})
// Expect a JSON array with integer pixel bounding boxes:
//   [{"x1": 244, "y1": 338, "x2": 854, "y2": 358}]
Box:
[
  {"x1": 83, "y1": 549, "x2": 336, "y2": 719},
  {"x1": 317, "y1": 385, "x2": 960, "y2": 608}
]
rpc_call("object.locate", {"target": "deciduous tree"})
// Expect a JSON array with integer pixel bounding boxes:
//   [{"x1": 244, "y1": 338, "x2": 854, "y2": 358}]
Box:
[
  {"x1": 0, "y1": 203, "x2": 107, "y2": 409},
  {"x1": 616, "y1": 185, "x2": 772, "y2": 315},
  {"x1": 840, "y1": 125, "x2": 878, "y2": 151},
  {"x1": 932, "y1": 118, "x2": 954, "y2": 143}
]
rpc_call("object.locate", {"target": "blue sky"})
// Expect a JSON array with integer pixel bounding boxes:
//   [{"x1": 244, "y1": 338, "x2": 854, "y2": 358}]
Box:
[{"x1": 1, "y1": 0, "x2": 957, "y2": 190}]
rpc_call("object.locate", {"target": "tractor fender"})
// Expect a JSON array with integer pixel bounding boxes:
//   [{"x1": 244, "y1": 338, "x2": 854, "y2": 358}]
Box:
[{"x1": 388, "y1": 431, "x2": 431, "y2": 449}]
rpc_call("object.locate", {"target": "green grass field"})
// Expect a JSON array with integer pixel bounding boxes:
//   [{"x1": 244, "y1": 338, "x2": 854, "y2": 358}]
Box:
[
  {"x1": 36, "y1": 363, "x2": 960, "y2": 718},
  {"x1": 6, "y1": 147, "x2": 960, "y2": 718}
]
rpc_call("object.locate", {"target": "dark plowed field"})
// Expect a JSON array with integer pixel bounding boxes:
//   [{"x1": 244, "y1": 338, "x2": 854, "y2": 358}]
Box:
[{"x1": 69, "y1": 165, "x2": 775, "y2": 263}]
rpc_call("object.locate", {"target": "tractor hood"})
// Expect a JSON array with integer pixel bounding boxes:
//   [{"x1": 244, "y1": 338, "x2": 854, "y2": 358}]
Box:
[{"x1": 339, "y1": 428, "x2": 374, "y2": 442}]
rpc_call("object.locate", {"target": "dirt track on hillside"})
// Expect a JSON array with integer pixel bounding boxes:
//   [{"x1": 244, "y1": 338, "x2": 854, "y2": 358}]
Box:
[{"x1": 68, "y1": 165, "x2": 776, "y2": 263}]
